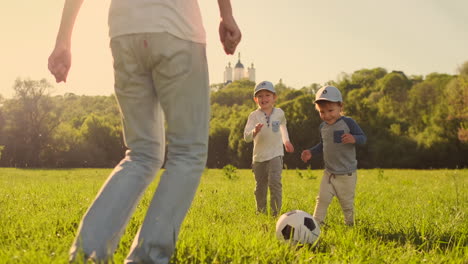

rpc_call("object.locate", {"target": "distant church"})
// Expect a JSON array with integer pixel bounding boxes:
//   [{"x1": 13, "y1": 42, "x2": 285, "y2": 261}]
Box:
[{"x1": 224, "y1": 53, "x2": 255, "y2": 84}]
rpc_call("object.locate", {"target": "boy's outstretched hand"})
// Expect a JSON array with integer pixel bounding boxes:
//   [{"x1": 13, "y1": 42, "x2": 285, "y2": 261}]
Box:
[
  {"x1": 301, "y1": 149, "x2": 312, "y2": 163},
  {"x1": 284, "y1": 141, "x2": 294, "y2": 153},
  {"x1": 253, "y1": 123, "x2": 263, "y2": 137}
]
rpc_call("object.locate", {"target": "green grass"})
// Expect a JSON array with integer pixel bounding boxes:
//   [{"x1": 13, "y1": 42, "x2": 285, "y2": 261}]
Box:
[{"x1": 0, "y1": 168, "x2": 467, "y2": 263}]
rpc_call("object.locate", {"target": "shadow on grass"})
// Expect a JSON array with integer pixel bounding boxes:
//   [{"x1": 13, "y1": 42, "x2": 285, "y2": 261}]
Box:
[{"x1": 358, "y1": 221, "x2": 467, "y2": 252}]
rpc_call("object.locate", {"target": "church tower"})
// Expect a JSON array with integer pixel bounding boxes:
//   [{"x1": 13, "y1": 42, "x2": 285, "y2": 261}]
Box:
[
  {"x1": 234, "y1": 53, "x2": 245, "y2": 81},
  {"x1": 248, "y1": 63, "x2": 256, "y2": 82},
  {"x1": 224, "y1": 62, "x2": 233, "y2": 83},
  {"x1": 223, "y1": 52, "x2": 255, "y2": 84}
]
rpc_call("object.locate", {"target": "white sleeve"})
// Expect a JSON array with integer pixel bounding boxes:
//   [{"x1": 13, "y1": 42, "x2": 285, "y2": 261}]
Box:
[
  {"x1": 244, "y1": 113, "x2": 256, "y2": 143},
  {"x1": 278, "y1": 109, "x2": 290, "y2": 144},
  {"x1": 280, "y1": 124, "x2": 290, "y2": 144}
]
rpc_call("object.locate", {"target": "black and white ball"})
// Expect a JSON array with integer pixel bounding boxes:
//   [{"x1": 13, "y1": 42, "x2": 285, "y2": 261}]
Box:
[{"x1": 275, "y1": 210, "x2": 320, "y2": 245}]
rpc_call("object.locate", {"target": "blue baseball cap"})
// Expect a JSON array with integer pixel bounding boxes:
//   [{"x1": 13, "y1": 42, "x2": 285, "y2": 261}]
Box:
[
  {"x1": 254, "y1": 81, "x2": 276, "y2": 96},
  {"x1": 314, "y1": 86, "x2": 342, "y2": 103}
]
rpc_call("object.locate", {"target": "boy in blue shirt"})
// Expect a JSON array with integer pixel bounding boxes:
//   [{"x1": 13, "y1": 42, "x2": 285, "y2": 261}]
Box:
[{"x1": 301, "y1": 85, "x2": 366, "y2": 226}]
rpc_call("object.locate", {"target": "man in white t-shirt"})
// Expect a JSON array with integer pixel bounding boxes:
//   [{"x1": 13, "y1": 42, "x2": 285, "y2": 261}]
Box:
[{"x1": 48, "y1": 0, "x2": 241, "y2": 263}]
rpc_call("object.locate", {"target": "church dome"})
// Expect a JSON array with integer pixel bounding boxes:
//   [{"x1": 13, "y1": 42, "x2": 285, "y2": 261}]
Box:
[
  {"x1": 235, "y1": 60, "x2": 244, "y2": 69},
  {"x1": 234, "y1": 52, "x2": 244, "y2": 68}
]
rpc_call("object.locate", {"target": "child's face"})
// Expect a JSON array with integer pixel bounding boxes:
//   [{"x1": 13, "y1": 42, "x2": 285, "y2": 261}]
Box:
[
  {"x1": 316, "y1": 101, "x2": 342, "y2": 125},
  {"x1": 254, "y1": 90, "x2": 276, "y2": 110}
]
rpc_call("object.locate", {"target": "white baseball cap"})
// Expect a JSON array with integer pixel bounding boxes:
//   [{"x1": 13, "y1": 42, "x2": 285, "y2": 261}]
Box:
[
  {"x1": 314, "y1": 85, "x2": 342, "y2": 103},
  {"x1": 254, "y1": 81, "x2": 276, "y2": 96}
]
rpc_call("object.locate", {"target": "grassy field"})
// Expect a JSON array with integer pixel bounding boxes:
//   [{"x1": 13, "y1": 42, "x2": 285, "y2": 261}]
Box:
[{"x1": 0, "y1": 168, "x2": 467, "y2": 263}]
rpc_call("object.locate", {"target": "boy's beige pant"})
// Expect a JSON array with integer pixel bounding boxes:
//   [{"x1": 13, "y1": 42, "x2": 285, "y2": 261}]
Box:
[
  {"x1": 252, "y1": 156, "x2": 283, "y2": 216},
  {"x1": 313, "y1": 170, "x2": 357, "y2": 226},
  {"x1": 69, "y1": 33, "x2": 209, "y2": 264}
]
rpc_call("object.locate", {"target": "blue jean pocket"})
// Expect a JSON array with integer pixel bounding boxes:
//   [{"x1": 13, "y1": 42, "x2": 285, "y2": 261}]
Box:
[{"x1": 333, "y1": 130, "x2": 344, "y2": 143}]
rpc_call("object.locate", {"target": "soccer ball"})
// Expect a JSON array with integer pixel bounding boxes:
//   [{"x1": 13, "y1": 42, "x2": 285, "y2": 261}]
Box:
[{"x1": 275, "y1": 210, "x2": 320, "y2": 245}]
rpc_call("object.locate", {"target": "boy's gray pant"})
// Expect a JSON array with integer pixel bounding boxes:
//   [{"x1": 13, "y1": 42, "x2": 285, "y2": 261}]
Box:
[
  {"x1": 252, "y1": 156, "x2": 283, "y2": 216},
  {"x1": 69, "y1": 32, "x2": 209, "y2": 264},
  {"x1": 313, "y1": 170, "x2": 357, "y2": 226}
]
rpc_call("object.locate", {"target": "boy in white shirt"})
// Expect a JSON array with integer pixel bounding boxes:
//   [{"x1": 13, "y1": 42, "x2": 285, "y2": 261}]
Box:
[{"x1": 244, "y1": 81, "x2": 294, "y2": 216}]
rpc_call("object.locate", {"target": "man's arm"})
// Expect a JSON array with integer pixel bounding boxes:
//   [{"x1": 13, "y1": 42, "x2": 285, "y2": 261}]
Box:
[
  {"x1": 48, "y1": 0, "x2": 84, "y2": 83},
  {"x1": 217, "y1": 0, "x2": 241, "y2": 55}
]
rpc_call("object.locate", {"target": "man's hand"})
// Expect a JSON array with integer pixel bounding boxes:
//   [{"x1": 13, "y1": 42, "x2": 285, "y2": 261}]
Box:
[
  {"x1": 48, "y1": 0, "x2": 83, "y2": 83},
  {"x1": 48, "y1": 45, "x2": 71, "y2": 83},
  {"x1": 219, "y1": 16, "x2": 241, "y2": 55}
]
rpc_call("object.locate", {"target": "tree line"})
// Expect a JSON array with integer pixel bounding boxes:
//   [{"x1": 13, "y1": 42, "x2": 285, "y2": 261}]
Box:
[{"x1": 0, "y1": 63, "x2": 467, "y2": 169}]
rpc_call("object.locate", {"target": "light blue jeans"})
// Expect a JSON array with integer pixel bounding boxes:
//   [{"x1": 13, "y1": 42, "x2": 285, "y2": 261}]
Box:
[{"x1": 69, "y1": 32, "x2": 209, "y2": 264}]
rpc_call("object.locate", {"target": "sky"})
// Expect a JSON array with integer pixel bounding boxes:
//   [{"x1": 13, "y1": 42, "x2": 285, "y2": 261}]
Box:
[{"x1": 1, "y1": 0, "x2": 468, "y2": 99}]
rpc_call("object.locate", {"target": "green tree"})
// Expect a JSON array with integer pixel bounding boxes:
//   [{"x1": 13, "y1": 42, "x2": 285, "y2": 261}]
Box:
[
  {"x1": 376, "y1": 71, "x2": 412, "y2": 125},
  {"x1": 42, "y1": 95, "x2": 124, "y2": 167},
  {"x1": 445, "y1": 62, "x2": 468, "y2": 142},
  {"x1": 79, "y1": 114, "x2": 124, "y2": 167},
  {"x1": 211, "y1": 80, "x2": 255, "y2": 107},
  {"x1": 227, "y1": 114, "x2": 252, "y2": 168},
  {"x1": 1, "y1": 78, "x2": 60, "y2": 167},
  {"x1": 0, "y1": 94, "x2": 4, "y2": 160},
  {"x1": 350, "y1": 67, "x2": 387, "y2": 88},
  {"x1": 278, "y1": 95, "x2": 323, "y2": 169},
  {"x1": 406, "y1": 73, "x2": 453, "y2": 147}
]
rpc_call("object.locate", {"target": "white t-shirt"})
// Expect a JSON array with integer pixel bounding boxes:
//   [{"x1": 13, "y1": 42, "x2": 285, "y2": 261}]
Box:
[
  {"x1": 108, "y1": 0, "x2": 206, "y2": 44},
  {"x1": 244, "y1": 108, "x2": 290, "y2": 163}
]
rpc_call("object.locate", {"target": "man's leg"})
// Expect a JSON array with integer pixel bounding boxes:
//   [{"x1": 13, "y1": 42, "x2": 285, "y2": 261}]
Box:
[
  {"x1": 125, "y1": 33, "x2": 210, "y2": 264},
  {"x1": 70, "y1": 34, "x2": 165, "y2": 262}
]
